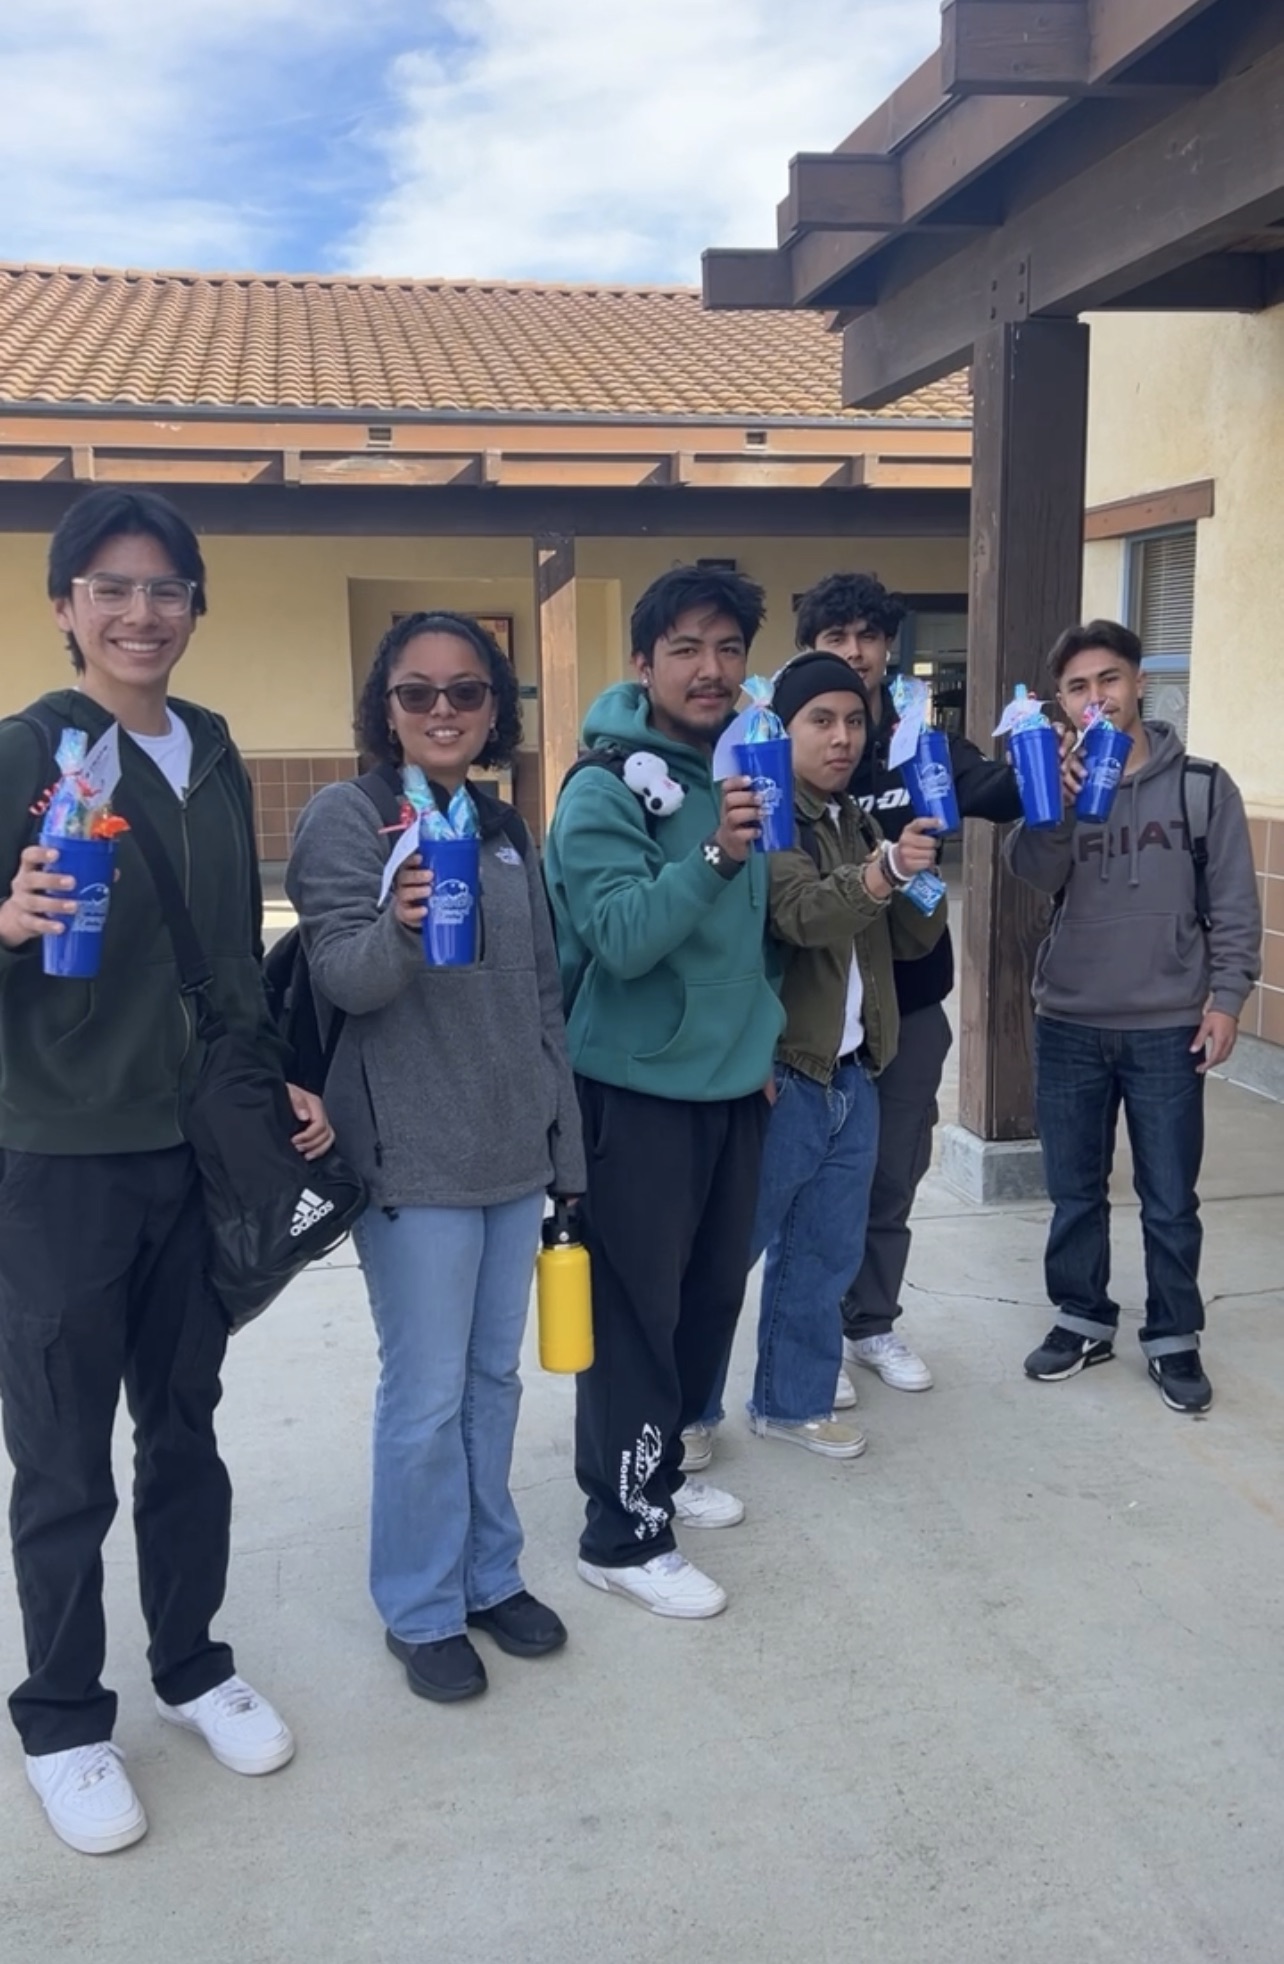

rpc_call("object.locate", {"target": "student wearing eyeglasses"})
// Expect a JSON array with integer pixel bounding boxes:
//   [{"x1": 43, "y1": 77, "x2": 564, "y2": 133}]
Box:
[
  {"x1": 286, "y1": 612, "x2": 585, "y2": 1706},
  {"x1": 0, "y1": 489, "x2": 330, "y2": 1857}
]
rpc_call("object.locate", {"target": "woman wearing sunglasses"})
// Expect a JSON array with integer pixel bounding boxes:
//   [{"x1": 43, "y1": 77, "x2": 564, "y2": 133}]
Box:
[{"x1": 286, "y1": 612, "x2": 584, "y2": 1704}]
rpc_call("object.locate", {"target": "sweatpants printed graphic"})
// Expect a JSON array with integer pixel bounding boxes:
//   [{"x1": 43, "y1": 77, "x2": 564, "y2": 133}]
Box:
[
  {"x1": 574, "y1": 1078, "x2": 767, "y2": 1570},
  {"x1": 619, "y1": 1423, "x2": 667, "y2": 1542}
]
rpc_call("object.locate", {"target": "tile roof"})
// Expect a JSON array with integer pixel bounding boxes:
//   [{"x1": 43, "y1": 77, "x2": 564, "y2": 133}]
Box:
[{"x1": 0, "y1": 264, "x2": 971, "y2": 424}]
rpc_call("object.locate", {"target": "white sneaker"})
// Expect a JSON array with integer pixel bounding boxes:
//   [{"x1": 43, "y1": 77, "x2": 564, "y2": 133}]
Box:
[
  {"x1": 577, "y1": 1550, "x2": 727, "y2": 1618},
  {"x1": 26, "y1": 1742, "x2": 147, "y2": 1855},
  {"x1": 680, "y1": 1423, "x2": 714, "y2": 1473},
  {"x1": 846, "y1": 1332, "x2": 933, "y2": 1391},
  {"x1": 673, "y1": 1478, "x2": 745, "y2": 1529},
  {"x1": 157, "y1": 1675, "x2": 295, "y2": 1776},
  {"x1": 834, "y1": 1368, "x2": 858, "y2": 1410},
  {"x1": 755, "y1": 1416, "x2": 868, "y2": 1459}
]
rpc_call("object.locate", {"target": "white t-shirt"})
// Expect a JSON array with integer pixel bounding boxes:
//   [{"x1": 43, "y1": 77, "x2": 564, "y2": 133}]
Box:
[
  {"x1": 129, "y1": 711, "x2": 193, "y2": 800},
  {"x1": 827, "y1": 801, "x2": 865, "y2": 1059}
]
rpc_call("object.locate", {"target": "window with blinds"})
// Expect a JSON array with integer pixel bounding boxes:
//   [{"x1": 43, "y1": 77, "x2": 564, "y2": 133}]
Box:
[{"x1": 1128, "y1": 527, "x2": 1196, "y2": 742}]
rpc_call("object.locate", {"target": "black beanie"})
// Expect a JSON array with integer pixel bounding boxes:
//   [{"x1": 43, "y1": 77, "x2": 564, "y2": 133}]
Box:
[{"x1": 770, "y1": 652, "x2": 870, "y2": 729}]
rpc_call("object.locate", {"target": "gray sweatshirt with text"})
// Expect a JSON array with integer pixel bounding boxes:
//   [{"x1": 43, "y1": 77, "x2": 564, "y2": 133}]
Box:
[{"x1": 1004, "y1": 722, "x2": 1261, "y2": 1029}]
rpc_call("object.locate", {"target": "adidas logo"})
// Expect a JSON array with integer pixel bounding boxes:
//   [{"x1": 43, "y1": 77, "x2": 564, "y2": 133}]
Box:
[{"x1": 290, "y1": 1187, "x2": 336, "y2": 1239}]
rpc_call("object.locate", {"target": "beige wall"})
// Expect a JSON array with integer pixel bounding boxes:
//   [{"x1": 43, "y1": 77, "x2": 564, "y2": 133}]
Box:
[
  {"x1": 0, "y1": 526, "x2": 967, "y2": 752},
  {"x1": 577, "y1": 534, "x2": 969, "y2": 686},
  {"x1": 1085, "y1": 309, "x2": 1284, "y2": 817}
]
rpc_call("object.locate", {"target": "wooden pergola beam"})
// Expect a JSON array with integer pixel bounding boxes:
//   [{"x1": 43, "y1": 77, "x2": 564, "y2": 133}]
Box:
[
  {"x1": 702, "y1": 0, "x2": 1221, "y2": 313},
  {"x1": 942, "y1": 0, "x2": 1091, "y2": 97},
  {"x1": 779, "y1": 155, "x2": 902, "y2": 237},
  {"x1": 842, "y1": 30, "x2": 1284, "y2": 406}
]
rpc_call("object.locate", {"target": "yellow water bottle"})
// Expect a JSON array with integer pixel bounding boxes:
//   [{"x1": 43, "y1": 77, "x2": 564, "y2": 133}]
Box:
[{"x1": 537, "y1": 1199, "x2": 594, "y2": 1373}]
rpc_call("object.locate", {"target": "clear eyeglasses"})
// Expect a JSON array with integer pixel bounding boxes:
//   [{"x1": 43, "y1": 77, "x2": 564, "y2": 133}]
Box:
[{"x1": 71, "y1": 575, "x2": 198, "y2": 617}]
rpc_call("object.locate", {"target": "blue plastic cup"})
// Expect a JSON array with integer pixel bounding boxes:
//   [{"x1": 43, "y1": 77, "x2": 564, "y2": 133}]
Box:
[
  {"x1": 900, "y1": 727, "x2": 961, "y2": 834},
  {"x1": 41, "y1": 837, "x2": 115, "y2": 980},
  {"x1": 1008, "y1": 724, "x2": 1064, "y2": 830},
  {"x1": 1074, "y1": 720, "x2": 1134, "y2": 825},
  {"x1": 420, "y1": 835, "x2": 480, "y2": 966},
  {"x1": 732, "y1": 737, "x2": 795, "y2": 853}
]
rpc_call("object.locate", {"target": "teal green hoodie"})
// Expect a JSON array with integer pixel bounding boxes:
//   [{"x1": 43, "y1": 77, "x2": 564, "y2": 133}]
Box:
[{"x1": 543, "y1": 682, "x2": 784, "y2": 1101}]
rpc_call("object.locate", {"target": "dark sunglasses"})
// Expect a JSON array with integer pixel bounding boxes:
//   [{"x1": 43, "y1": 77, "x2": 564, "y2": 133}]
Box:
[{"x1": 386, "y1": 679, "x2": 495, "y2": 715}]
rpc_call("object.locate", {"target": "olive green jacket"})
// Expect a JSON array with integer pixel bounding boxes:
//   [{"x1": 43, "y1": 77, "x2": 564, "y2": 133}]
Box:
[{"x1": 769, "y1": 778, "x2": 948, "y2": 1085}]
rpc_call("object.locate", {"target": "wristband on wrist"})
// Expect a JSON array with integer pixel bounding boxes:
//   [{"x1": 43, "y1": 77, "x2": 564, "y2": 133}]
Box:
[
  {"x1": 701, "y1": 835, "x2": 744, "y2": 881},
  {"x1": 881, "y1": 841, "x2": 911, "y2": 888}
]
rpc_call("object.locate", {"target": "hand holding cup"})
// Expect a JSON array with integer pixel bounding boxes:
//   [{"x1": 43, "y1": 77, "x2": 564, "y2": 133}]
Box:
[
  {"x1": 714, "y1": 776, "x2": 763, "y2": 863},
  {"x1": 893, "y1": 816, "x2": 944, "y2": 877},
  {"x1": 0, "y1": 846, "x2": 78, "y2": 950},
  {"x1": 392, "y1": 853, "x2": 435, "y2": 931}
]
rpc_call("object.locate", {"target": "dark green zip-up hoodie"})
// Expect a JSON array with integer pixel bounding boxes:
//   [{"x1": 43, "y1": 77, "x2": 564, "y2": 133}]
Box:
[
  {"x1": 0, "y1": 689, "x2": 274, "y2": 1155},
  {"x1": 543, "y1": 682, "x2": 784, "y2": 1101}
]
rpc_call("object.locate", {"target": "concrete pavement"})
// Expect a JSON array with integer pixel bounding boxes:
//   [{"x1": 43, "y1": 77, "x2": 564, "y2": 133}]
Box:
[{"x1": 2, "y1": 1065, "x2": 1282, "y2": 1963}]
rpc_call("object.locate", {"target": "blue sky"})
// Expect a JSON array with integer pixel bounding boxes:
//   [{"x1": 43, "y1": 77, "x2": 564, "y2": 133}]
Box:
[{"x1": 2, "y1": 1, "x2": 943, "y2": 282}]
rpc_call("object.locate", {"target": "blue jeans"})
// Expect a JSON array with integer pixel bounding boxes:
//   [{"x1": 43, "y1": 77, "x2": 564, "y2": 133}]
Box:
[
  {"x1": 705, "y1": 1061, "x2": 879, "y2": 1427},
  {"x1": 1034, "y1": 1018, "x2": 1205, "y2": 1357},
  {"x1": 353, "y1": 1190, "x2": 545, "y2": 1644}
]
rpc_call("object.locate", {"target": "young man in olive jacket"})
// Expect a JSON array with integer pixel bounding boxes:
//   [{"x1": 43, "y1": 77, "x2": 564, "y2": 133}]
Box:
[
  {"x1": 0, "y1": 490, "x2": 327, "y2": 1856},
  {"x1": 698, "y1": 654, "x2": 945, "y2": 1460},
  {"x1": 797, "y1": 573, "x2": 1023, "y2": 1392}
]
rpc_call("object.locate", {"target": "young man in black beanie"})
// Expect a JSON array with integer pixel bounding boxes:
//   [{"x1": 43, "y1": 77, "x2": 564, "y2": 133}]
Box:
[
  {"x1": 796, "y1": 573, "x2": 1022, "y2": 1395},
  {"x1": 699, "y1": 654, "x2": 946, "y2": 1458}
]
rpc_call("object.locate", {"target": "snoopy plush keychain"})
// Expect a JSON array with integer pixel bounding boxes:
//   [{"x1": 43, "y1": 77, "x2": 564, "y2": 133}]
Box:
[{"x1": 622, "y1": 752, "x2": 685, "y2": 818}]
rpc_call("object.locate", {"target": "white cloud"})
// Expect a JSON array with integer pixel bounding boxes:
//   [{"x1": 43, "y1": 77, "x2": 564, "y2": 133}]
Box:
[
  {"x1": 0, "y1": 0, "x2": 395, "y2": 268},
  {"x1": 1, "y1": 0, "x2": 945, "y2": 281},
  {"x1": 340, "y1": 0, "x2": 944, "y2": 282}
]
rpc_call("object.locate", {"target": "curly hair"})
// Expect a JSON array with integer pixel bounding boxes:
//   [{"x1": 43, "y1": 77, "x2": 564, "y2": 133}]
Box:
[
  {"x1": 354, "y1": 611, "x2": 523, "y2": 769},
  {"x1": 794, "y1": 572, "x2": 906, "y2": 650}
]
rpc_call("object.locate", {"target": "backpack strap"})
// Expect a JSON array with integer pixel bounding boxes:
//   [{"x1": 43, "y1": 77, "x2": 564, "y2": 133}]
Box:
[
  {"x1": 557, "y1": 747, "x2": 659, "y2": 837},
  {"x1": 11, "y1": 704, "x2": 61, "y2": 837},
  {"x1": 1181, "y1": 757, "x2": 1219, "y2": 934}
]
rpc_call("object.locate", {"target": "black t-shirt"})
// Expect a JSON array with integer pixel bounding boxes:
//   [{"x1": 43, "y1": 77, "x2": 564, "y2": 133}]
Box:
[{"x1": 847, "y1": 694, "x2": 1023, "y2": 1016}]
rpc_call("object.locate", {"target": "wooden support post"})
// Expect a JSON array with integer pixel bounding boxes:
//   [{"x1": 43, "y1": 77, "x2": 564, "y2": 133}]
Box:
[
  {"x1": 535, "y1": 534, "x2": 580, "y2": 836},
  {"x1": 958, "y1": 318, "x2": 1089, "y2": 1146}
]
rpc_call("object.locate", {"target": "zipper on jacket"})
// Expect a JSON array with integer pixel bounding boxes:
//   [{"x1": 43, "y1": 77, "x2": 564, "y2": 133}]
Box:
[{"x1": 359, "y1": 1055, "x2": 384, "y2": 1166}]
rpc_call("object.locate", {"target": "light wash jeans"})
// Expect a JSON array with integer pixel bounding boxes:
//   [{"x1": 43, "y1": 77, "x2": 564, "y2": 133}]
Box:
[{"x1": 353, "y1": 1190, "x2": 545, "y2": 1644}]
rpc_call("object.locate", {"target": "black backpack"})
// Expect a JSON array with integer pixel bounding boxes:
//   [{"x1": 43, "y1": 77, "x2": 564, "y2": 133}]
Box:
[{"x1": 265, "y1": 767, "x2": 531, "y2": 1093}]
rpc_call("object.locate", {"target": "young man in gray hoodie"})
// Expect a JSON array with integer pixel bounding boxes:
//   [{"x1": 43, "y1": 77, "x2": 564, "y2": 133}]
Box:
[{"x1": 1005, "y1": 620, "x2": 1261, "y2": 1415}]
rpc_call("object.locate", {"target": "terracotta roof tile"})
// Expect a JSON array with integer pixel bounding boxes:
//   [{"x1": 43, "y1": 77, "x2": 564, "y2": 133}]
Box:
[{"x1": 0, "y1": 264, "x2": 971, "y2": 423}]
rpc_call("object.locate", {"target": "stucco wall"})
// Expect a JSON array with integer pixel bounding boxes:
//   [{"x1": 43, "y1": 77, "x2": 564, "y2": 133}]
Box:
[
  {"x1": 1084, "y1": 309, "x2": 1284, "y2": 818},
  {"x1": 0, "y1": 527, "x2": 969, "y2": 752}
]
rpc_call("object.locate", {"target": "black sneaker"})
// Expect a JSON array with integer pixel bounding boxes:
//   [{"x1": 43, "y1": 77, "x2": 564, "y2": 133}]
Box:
[
  {"x1": 467, "y1": 1590, "x2": 568, "y2": 1659},
  {"x1": 1148, "y1": 1352, "x2": 1213, "y2": 1414},
  {"x1": 1024, "y1": 1325, "x2": 1115, "y2": 1381},
  {"x1": 385, "y1": 1631, "x2": 487, "y2": 1702}
]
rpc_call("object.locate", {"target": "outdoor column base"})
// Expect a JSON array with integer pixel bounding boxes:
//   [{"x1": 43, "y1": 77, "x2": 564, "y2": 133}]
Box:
[{"x1": 939, "y1": 1125, "x2": 1046, "y2": 1206}]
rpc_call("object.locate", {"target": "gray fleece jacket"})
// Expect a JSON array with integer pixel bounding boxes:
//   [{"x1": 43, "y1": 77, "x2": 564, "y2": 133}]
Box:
[
  {"x1": 286, "y1": 781, "x2": 585, "y2": 1209},
  {"x1": 1004, "y1": 721, "x2": 1261, "y2": 1029}
]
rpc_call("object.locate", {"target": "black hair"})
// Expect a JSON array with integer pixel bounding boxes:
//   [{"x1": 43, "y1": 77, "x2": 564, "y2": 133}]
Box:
[
  {"x1": 1047, "y1": 619, "x2": 1142, "y2": 681},
  {"x1": 793, "y1": 572, "x2": 906, "y2": 650},
  {"x1": 355, "y1": 611, "x2": 522, "y2": 769},
  {"x1": 629, "y1": 566, "x2": 766, "y2": 663},
  {"x1": 47, "y1": 487, "x2": 208, "y2": 674}
]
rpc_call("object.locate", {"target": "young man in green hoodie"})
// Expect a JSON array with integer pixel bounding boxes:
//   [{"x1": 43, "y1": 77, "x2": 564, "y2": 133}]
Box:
[
  {"x1": 543, "y1": 566, "x2": 783, "y2": 1619},
  {"x1": 1006, "y1": 620, "x2": 1261, "y2": 1415}
]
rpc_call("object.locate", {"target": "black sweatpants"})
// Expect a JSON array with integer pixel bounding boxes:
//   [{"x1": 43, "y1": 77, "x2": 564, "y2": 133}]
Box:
[
  {"x1": 842, "y1": 1002, "x2": 954, "y2": 1340},
  {"x1": 0, "y1": 1146, "x2": 234, "y2": 1755},
  {"x1": 574, "y1": 1079, "x2": 767, "y2": 1570}
]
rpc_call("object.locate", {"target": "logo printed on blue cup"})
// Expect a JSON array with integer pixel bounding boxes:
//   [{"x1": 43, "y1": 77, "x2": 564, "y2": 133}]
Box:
[
  {"x1": 750, "y1": 774, "x2": 784, "y2": 817},
  {"x1": 916, "y1": 760, "x2": 953, "y2": 804},
  {"x1": 74, "y1": 882, "x2": 112, "y2": 935},
  {"x1": 430, "y1": 878, "x2": 475, "y2": 927}
]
